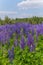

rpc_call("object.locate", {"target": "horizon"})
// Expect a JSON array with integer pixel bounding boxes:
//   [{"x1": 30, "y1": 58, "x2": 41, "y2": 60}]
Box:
[{"x1": 0, "y1": 0, "x2": 43, "y2": 19}]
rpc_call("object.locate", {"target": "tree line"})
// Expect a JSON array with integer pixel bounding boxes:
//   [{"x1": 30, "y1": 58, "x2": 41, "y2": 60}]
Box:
[{"x1": 0, "y1": 16, "x2": 43, "y2": 25}]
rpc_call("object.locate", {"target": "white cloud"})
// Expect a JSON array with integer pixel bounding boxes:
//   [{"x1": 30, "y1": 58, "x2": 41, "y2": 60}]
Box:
[
  {"x1": 0, "y1": 11, "x2": 17, "y2": 19},
  {"x1": 17, "y1": 0, "x2": 43, "y2": 9},
  {"x1": 0, "y1": 11, "x2": 17, "y2": 15},
  {"x1": 16, "y1": 13, "x2": 35, "y2": 18}
]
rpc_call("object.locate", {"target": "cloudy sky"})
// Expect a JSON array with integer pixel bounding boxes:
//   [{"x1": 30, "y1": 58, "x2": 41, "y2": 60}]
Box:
[{"x1": 0, "y1": 0, "x2": 43, "y2": 19}]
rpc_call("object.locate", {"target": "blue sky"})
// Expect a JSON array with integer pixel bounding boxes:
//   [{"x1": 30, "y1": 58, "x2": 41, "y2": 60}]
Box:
[{"x1": 0, "y1": 0, "x2": 43, "y2": 19}]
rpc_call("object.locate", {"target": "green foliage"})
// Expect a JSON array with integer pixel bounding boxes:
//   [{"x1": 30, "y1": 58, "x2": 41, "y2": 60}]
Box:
[
  {"x1": 0, "y1": 35, "x2": 43, "y2": 65},
  {"x1": 0, "y1": 17, "x2": 43, "y2": 65},
  {"x1": 0, "y1": 16, "x2": 43, "y2": 24}
]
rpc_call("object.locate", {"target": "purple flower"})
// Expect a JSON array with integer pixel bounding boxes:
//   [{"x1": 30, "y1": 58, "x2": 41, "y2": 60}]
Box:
[
  {"x1": 20, "y1": 35, "x2": 25, "y2": 49},
  {"x1": 8, "y1": 47, "x2": 14, "y2": 61},
  {"x1": 27, "y1": 34, "x2": 35, "y2": 51},
  {"x1": 27, "y1": 34, "x2": 34, "y2": 46},
  {"x1": 14, "y1": 39, "x2": 18, "y2": 47},
  {"x1": 29, "y1": 44, "x2": 35, "y2": 52}
]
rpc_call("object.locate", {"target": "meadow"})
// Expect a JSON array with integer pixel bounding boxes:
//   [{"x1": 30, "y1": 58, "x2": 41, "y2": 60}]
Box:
[{"x1": 0, "y1": 16, "x2": 43, "y2": 65}]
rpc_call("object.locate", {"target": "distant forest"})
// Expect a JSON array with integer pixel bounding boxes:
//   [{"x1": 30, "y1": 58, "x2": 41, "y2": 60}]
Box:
[{"x1": 0, "y1": 16, "x2": 43, "y2": 25}]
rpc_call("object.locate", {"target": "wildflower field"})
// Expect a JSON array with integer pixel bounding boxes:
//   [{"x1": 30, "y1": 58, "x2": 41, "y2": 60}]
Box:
[{"x1": 0, "y1": 17, "x2": 43, "y2": 65}]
